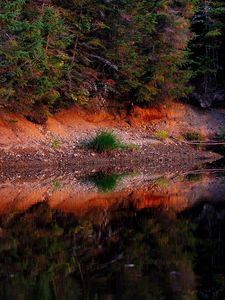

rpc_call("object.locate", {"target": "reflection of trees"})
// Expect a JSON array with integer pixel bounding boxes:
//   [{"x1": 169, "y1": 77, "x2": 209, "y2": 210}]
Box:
[
  {"x1": 115, "y1": 206, "x2": 197, "y2": 300},
  {"x1": 0, "y1": 201, "x2": 199, "y2": 299},
  {"x1": 0, "y1": 203, "x2": 82, "y2": 299},
  {"x1": 182, "y1": 201, "x2": 225, "y2": 300}
]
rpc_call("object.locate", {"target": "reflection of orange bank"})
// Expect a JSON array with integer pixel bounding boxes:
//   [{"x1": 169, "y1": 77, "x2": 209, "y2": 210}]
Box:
[{"x1": 0, "y1": 172, "x2": 223, "y2": 218}]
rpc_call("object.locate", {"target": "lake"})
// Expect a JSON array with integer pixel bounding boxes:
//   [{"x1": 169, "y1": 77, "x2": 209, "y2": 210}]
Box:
[{"x1": 0, "y1": 159, "x2": 225, "y2": 300}]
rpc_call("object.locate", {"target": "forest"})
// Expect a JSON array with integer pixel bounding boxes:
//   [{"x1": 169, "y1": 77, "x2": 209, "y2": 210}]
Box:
[
  {"x1": 1, "y1": 2, "x2": 225, "y2": 299},
  {"x1": 0, "y1": 0, "x2": 225, "y2": 119}
]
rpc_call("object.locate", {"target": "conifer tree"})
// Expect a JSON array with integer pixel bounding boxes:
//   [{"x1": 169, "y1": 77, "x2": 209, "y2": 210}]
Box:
[
  {"x1": 190, "y1": 0, "x2": 225, "y2": 106},
  {"x1": 0, "y1": 0, "x2": 70, "y2": 111}
]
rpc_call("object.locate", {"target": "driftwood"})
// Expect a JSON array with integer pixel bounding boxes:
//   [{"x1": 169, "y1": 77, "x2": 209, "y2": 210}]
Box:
[
  {"x1": 90, "y1": 54, "x2": 118, "y2": 71},
  {"x1": 183, "y1": 140, "x2": 225, "y2": 146},
  {"x1": 181, "y1": 168, "x2": 225, "y2": 176}
]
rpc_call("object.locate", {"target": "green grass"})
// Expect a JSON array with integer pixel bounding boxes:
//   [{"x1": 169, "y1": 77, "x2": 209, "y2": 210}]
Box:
[
  {"x1": 186, "y1": 173, "x2": 203, "y2": 182},
  {"x1": 213, "y1": 132, "x2": 225, "y2": 141},
  {"x1": 212, "y1": 132, "x2": 225, "y2": 154},
  {"x1": 183, "y1": 131, "x2": 202, "y2": 141},
  {"x1": 51, "y1": 138, "x2": 61, "y2": 150},
  {"x1": 154, "y1": 177, "x2": 170, "y2": 189},
  {"x1": 8, "y1": 119, "x2": 18, "y2": 124},
  {"x1": 126, "y1": 143, "x2": 140, "y2": 151},
  {"x1": 88, "y1": 131, "x2": 124, "y2": 153},
  {"x1": 52, "y1": 180, "x2": 61, "y2": 191},
  {"x1": 154, "y1": 130, "x2": 169, "y2": 141}
]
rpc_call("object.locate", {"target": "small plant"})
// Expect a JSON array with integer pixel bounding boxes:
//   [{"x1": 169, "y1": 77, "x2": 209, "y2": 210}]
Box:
[
  {"x1": 154, "y1": 177, "x2": 170, "y2": 189},
  {"x1": 186, "y1": 173, "x2": 202, "y2": 182},
  {"x1": 52, "y1": 180, "x2": 61, "y2": 191},
  {"x1": 88, "y1": 130, "x2": 124, "y2": 153},
  {"x1": 127, "y1": 143, "x2": 140, "y2": 151},
  {"x1": 183, "y1": 131, "x2": 202, "y2": 141},
  {"x1": 51, "y1": 138, "x2": 61, "y2": 149},
  {"x1": 8, "y1": 119, "x2": 18, "y2": 124},
  {"x1": 213, "y1": 132, "x2": 225, "y2": 141},
  {"x1": 154, "y1": 130, "x2": 169, "y2": 141},
  {"x1": 212, "y1": 133, "x2": 225, "y2": 154}
]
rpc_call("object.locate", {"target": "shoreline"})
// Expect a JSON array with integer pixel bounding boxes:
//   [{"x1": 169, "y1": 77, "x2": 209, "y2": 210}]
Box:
[
  {"x1": 0, "y1": 141, "x2": 221, "y2": 179},
  {"x1": 0, "y1": 102, "x2": 224, "y2": 177}
]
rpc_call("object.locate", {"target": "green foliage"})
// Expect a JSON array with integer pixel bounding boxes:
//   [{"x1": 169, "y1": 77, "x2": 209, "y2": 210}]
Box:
[
  {"x1": 8, "y1": 118, "x2": 18, "y2": 124},
  {"x1": 183, "y1": 131, "x2": 203, "y2": 141},
  {"x1": 0, "y1": 0, "x2": 197, "y2": 115},
  {"x1": 0, "y1": 0, "x2": 71, "y2": 110},
  {"x1": 189, "y1": 0, "x2": 225, "y2": 98},
  {"x1": 126, "y1": 143, "x2": 140, "y2": 151},
  {"x1": 51, "y1": 138, "x2": 61, "y2": 149},
  {"x1": 4, "y1": 0, "x2": 225, "y2": 113},
  {"x1": 186, "y1": 173, "x2": 203, "y2": 182},
  {"x1": 154, "y1": 177, "x2": 170, "y2": 189},
  {"x1": 154, "y1": 130, "x2": 169, "y2": 141},
  {"x1": 88, "y1": 131, "x2": 124, "y2": 153},
  {"x1": 52, "y1": 179, "x2": 61, "y2": 191},
  {"x1": 212, "y1": 132, "x2": 225, "y2": 154},
  {"x1": 213, "y1": 132, "x2": 225, "y2": 141}
]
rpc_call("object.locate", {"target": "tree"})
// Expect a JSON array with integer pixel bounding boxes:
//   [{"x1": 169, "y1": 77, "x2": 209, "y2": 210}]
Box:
[
  {"x1": 0, "y1": 0, "x2": 199, "y2": 116},
  {"x1": 190, "y1": 0, "x2": 225, "y2": 106},
  {"x1": 0, "y1": 0, "x2": 71, "y2": 111}
]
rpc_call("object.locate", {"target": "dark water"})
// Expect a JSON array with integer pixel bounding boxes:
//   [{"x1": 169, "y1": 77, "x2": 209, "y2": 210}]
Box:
[{"x1": 1, "y1": 161, "x2": 225, "y2": 300}]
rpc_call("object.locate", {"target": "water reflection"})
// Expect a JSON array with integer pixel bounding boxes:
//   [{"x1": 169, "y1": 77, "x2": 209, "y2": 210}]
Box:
[
  {"x1": 0, "y1": 167, "x2": 225, "y2": 299},
  {"x1": 87, "y1": 172, "x2": 129, "y2": 192}
]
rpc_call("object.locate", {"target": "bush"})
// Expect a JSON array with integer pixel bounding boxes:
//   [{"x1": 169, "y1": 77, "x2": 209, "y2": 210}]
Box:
[
  {"x1": 154, "y1": 130, "x2": 169, "y2": 141},
  {"x1": 51, "y1": 138, "x2": 61, "y2": 149},
  {"x1": 183, "y1": 131, "x2": 202, "y2": 141},
  {"x1": 213, "y1": 133, "x2": 225, "y2": 141},
  {"x1": 88, "y1": 131, "x2": 124, "y2": 153}
]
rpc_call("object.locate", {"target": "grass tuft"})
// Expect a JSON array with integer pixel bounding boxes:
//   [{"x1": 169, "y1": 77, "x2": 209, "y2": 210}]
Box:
[
  {"x1": 88, "y1": 130, "x2": 124, "y2": 153},
  {"x1": 126, "y1": 143, "x2": 140, "y2": 151},
  {"x1": 154, "y1": 130, "x2": 169, "y2": 141},
  {"x1": 183, "y1": 131, "x2": 202, "y2": 141},
  {"x1": 51, "y1": 138, "x2": 61, "y2": 149},
  {"x1": 52, "y1": 180, "x2": 61, "y2": 191},
  {"x1": 8, "y1": 119, "x2": 18, "y2": 124}
]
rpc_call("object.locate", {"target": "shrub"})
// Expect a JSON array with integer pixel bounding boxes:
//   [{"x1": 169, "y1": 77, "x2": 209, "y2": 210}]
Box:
[
  {"x1": 186, "y1": 173, "x2": 202, "y2": 182},
  {"x1": 183, "y1": 131, "x2": 202, "y2": 141},
  {"x1": 154, "y1": 130, "x2": 169, "y2": 141},
  {"x1": 8, "y1": 119, "x2": 18, "y2": 124},
  {"x1": 126, "y1": 143, "x2": 140, "y2": 151},
  {"x1": 51, "y1": 138, "x2": 61, "y2": 149},
  {"x1": 212, "y1": 133, "x2": 225, "y2": 154},
  {"x1": 52, "y1": 180, "x2": 61, "y2": 191},
  {"x1": 213, "y1": 133, "x2": 225, "y2": 141},
  {"x1": 155, "y1": 177, "x2": 170, "y2": 189},
  {"x1": 88, "y1": 131, "x2": 124, "y2": 153}
]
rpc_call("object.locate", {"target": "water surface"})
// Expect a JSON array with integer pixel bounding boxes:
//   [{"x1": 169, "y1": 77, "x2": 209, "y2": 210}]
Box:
[{"x1": 0, "y1": 161, "x2": 225, "y2": 300}]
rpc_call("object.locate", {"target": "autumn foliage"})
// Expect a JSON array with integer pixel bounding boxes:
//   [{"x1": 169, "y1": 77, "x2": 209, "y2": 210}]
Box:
[{"x1": 0, "y1": 0, "x2": 225, "y2": 116}]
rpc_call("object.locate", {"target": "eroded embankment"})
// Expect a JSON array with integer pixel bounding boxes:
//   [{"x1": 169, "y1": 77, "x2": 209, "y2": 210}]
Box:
[{"x1": 0, "y1": 101, "x2": 224, "y2": 173}]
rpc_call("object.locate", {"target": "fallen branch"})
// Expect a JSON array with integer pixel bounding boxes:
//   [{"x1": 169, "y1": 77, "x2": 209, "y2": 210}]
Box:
[
  {"x1": 183, "y1": 140, "x2": 225, "y2": 146},
  {"x1": 90, "y1": 54, "x2": 118, "y2": 71}
]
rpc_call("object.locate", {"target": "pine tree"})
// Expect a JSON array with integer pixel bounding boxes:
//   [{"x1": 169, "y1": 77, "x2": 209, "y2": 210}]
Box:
[
  {"x1": 0, "y1": 0, "x2": 201, "y2": 115},
  {"x1": 0, "y1": 0, "x2": 71, "y2": 111},
  {"x1": 190, "y1": 0, "x2": 225, "y2": 106}
]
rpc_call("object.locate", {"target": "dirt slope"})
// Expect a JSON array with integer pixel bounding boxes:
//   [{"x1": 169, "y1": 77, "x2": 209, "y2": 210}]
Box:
[
  {"x1": 0, "y1": 101, "x2": 223, "y2": 170},
  {"x1": 1, "y1": 101, "x2": 224, "y2": 148}
]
